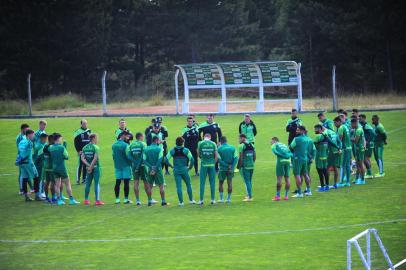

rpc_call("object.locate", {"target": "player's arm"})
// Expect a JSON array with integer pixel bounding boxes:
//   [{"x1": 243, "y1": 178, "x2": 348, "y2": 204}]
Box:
[
  {"x1": 154, "y1": 148, "x2": 163, "y2": 169},
  {"x1": 125, "y1": 145, "x2": 134, "y2": 162},
  {"x1": 164, "y1": 149, "x2": 174, "y2": 168},
  {"x1": 218, "y1": 152, "x2": 228, "y2": 168},
  {"x1": 142, "y1": 152, "x2": 152, "y2": 169},
  {"x1": 80, "y1": 152, "x2": 90, "y2": 166},
  {"x1": 252, "y1": 122, "x2": 257, "y2": 136},
  {"x1": 217, "y1": 125, "x2": 222, "y2": 140},
  {"x1": 74, "y1": 134, "x2": 81, "y2": 153},
  {"x1": 238, "y1": 122, "x2": 242, "y2": 134},
  {"x1": 214, "y1": 143, "x2": 218, "y2": 163},
  {"x1": 186, "y1": 149, "x2": 194, "y2": 170},
  {"x1": 253, "y1": 145, "x2": 256, "y2": 162},
  {"x1": 63, "y1": 147, "x2": 69, "y2": 160},
  {"x1": 197, "y1": 142, "x2": 202, "y2": 158},
  {"x1": 289, "y1": 138, "x2": 296, "y2": 152},
  {"x1": 232, "y1": 150, "x2": 239, "y2": 170},
  {"x1": 237, "y1": 144, "x2": 243, "y2": 169}
]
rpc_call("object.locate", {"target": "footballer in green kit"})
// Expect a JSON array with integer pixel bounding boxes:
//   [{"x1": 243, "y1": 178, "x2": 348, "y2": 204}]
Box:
[
  {"x1": 49, "y1": 133, "x2": 79, "y2": 206},
  {"x1": 305, "y1": 130, "x2": 316, "y2": 194},
  {"x1": 81, "y1": 134, "x2": 104, "y2": 205},
  {"x1": 33, "y1": 133, "x2": 48, "y2": 200},
  {"x1": 271, "y1": 137, "x2": 292, "y2": 201},
  {"x1": 351, "y1": 118, "x2": 366, "y2": 184},
  {"x1": 372, "y1": 115, "x2": 387, "y2": 177},
  {"x1": 318, "y1": 112, "x2": 335, "y2": 131},
  {"x1": 165, "y1": 137, "x2": 195, "y2": 206},
  {"x1": 112, "y1": 131, "x2": 133, "y2": 204},
  {"x1": 314, "y1": 125, "x2": 331, "y2": 192},
  {"x1": 289, "y1": 126, "x2": 311, "y2": 198},
  {"x1": 34, "y1": 120, "x2": 47, "y2": 143},
  {"x1": 217, "y1": 136, "x2": 238, "y2": 203},
  {"x1": 238, "y1": 114, "x2": 257, "y2": 144},
  {"x1": 16, "y1": 123, "x2": 30, "y2": 194},
  {"x1": 238, "y1": 134, "x2": 256, "y2": 202},
  {"x1": 17, "y1": 129, "x2": 38, "y2": 201},
  {"x1": 359, "y1": 114, "x2": 376, "y2": 178},
  {"x1": 42, "y1": 134, "x2": 56, "y2": 203},
  {"x1": 197, "y1": 133, "x2": 218, "y2": 205},
  {"x1": 115, "y1": 118, "x2": 133, "y2": 142},
  {"x1": 143, "y1": 136, "x2": 167, "y2": 206},
  {"x1": 126, "y1": 132, "x2": 148, "y2": 206},
  {"x1": 335, "y1": 116, "x2": 352, "y2": 187},
  {"x1": 326, "y1": 127, "x2": 342, "y2": 188}
]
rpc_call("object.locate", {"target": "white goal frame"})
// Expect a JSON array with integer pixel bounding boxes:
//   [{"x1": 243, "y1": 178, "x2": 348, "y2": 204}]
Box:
[
  {"x1": 347, "y1": 228, "x2": 406, "y2": 270},
  {"x1": 174, "y1": 61, "x2": 303, "y2": 114}
]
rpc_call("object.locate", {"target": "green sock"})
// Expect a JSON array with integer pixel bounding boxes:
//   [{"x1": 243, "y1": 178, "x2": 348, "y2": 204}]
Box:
[
  {"x1": 276, "y1": 191, "x2": 280, "y2": 197},
  {"x1": 297, "y1": 188, "x2": 302, "y2": 195},
  {"x1": 367, "y1": 168, "x2": 372, "y2": 175},
  {"x1": 219, "y1": 192, "x2": 224, "y2": 200},
  {"x1": 284, "y1": 190, "x2": 289, "y2": 197},
  {"x1": 227, "y1": 193, "x2": 231, "y2": 200}
]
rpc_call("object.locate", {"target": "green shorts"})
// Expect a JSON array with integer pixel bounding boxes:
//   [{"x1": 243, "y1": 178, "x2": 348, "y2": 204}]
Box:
[
  {"x1": 218, "y1": 171, "x2": 234, "y2": 181},
  {"x1": 276, "y1": 161, "x2": 290, "y2": 177},
  {"x1": 292, "y1": 159, "x2": 308, "y2": 176},
  {"x1": 53, "y1": 169, "x2": 69, "y2": 179},
  {"x1": 115, "y1": 167, "x2": 132, "y2": 180},
  {"x1": 145, "y1": 167, "x2": 164, "y2": 185},
  {"x1": 20, "y1": 163, "x2": 38, "y2": 179},
  {"x1": 316, "y1": 158, "x2": 328, "y2": 169},
  {"x1": 328, "y1": 152, "x2": 341, "y2": 168},
  {"x1": 355, "y1": 150, "x2": 365, "y2": 161},
  {"x1": 365, "y1": 147, "x2": 373, "y2": 158},
  {"x1": 132, "y1": 166, "x2": 146, "y2": 181},
  {"x1": 43, "y1": 170, "x2": 55, "y2": 183}
]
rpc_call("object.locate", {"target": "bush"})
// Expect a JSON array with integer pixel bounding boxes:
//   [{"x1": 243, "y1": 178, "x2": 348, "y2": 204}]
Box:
[
  {"x1": 33, "y1": 93, "x2": 85, "y2": 111},
  {"x1": 148, "y1": 94, "x2": 165, "y2": 106},
  {"x1": 0, "y1": 100, "x2": 28, "y2": 115}
]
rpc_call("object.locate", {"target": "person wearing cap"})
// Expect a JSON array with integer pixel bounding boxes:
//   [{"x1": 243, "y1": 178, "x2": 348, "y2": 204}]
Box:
[
  {"x1": 74, "y1": 119, "x2": 92, "y2": 185},
  {"x1": 182, "y1": 116, "x2": 200, "y2": 176},
  {"x1": 198, "y1": 114, "x2": 222, "y2": 171},
  {"x1": 238, "y1": 114, "x2": 257, "y2": 144},
  {"x1": 115, "y1": 118, "x2": 133, "y2": 143},
  {"x1": 286, "y1": 109, "x2": 302, "y2": 145},
  {"x1": 145, "y1": 118, "x2": 156, "y2": 138}
]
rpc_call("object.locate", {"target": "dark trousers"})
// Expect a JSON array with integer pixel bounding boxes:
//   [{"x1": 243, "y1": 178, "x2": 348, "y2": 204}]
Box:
[{"x1": 189, "y1": 148, "x2": 199, "y2": 174}]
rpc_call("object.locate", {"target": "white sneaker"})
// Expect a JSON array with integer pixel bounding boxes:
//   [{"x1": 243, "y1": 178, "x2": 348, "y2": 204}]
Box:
[
  {"x1": 178, "y1": 202, "x2": 184, "y2": 206},
  {"x1": 150, "y1": 199, "x2": 158, "y2": 204},
  {"x1": 211, "y1": 200, "x2": 216, "y2": 205},
  {"x1": 197, "y1": 200, "x2": 204, "y2": 205},
  {"x1": 226, "y1": 199, "x2": 231, "y2": 203},
  {"x1": 218, "y1": 199, "x2": 224, "y2": 203},
  {"x1": 40, "y1": 192, "x2": 46, "y2": 198},
  {"x1": 304, "y1": 191, "x2": 312, "y2": 196},
  {"x1": 292, "y1": 193, "x2": 304, "y2": 198},
  {"x1": 189, "y1": 200, "x2": 196, "y2": 204}
]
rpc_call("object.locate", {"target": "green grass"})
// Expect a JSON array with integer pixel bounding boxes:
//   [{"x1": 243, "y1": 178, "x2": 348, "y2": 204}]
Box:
[
  {"x1": 0, "y1": 112, "x2": 405, "y2": 269},
  {"x1": 33, "y1": 93, "x2": 85, "y2": 111},
  {"x1": 0, "y1": 100, "x2": 28, "y2": 116}
]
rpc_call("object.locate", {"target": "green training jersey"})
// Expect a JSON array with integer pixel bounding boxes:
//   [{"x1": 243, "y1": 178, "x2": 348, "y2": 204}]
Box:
[
  {"x1": 126, "y1": 140, "x2": 147, "y2": 169},
  {"x1": 166, "y1": 146, "x2": 194, "y2": 173},
  {"x1": 82, "y1": 143, "x2": 100, "y2": 168},
  {"x1": 218, "y1": 143, "x2": 238, "y2": 171},
  {"x1": 374, "y1": 123, "x2": 387, "y2": 147},
  {"x1": 290, "y1": 134, "x2": 308, "y2": 161},
  {"x1": 42, "y1": 143, "x2": 53, "y2": 171},
  {"x1": 34, "y1": 129, "x2": 46, "y2": 143},
  {"x1": 338, "y1": 124, "x2": 351, "y2": 150},
  {"x1": 198, "y1": 140, "x2": 217, "y2": 167},
  {"x1": 306, "y1": 136, "x2": 316, "y2": 161},
  {"x1": 18, "y1": 138, "x2": 33, "y2": 163},
  {"x1": 362, "y1": 122, "x2": 375, "y2": 148},
  {"x1": 112, "y1": 140, "x2": 131, "y2": 169},
  {"x1": 271, "y1": 142, "x2": 292, "y2": 164},
  {"x1": 320, "y1": 118, "x2": 334, "y2": 131},
  {"x1": 354, "y1": 127, "x2": 365, "y2": 152},
  {"x1": 326, "y1": 128, "x2": 341, "y2": 154},
  {"x1": 33, "y1": 141, "x2": 45, "y2": 166},
  {"x1": 238, "y1": 142, "x2": 256, "y2": 169},
  {"x1": 16, "y1": 133, "x2": 25, "y2": 149},
  {"x1": 143, "y1": 143, "x2": 163, "y2": 169},
  {"x1": 314, "y1": 133, "x2": 329, "y2": 160},
  {"x1": 49, "y1": 143, "x2": 69, "y2": 172}
]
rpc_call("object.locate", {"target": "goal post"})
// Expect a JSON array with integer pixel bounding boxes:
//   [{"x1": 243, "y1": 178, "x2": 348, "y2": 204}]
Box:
[
  {"x1": 347, "y1": 228, "x2": 405, "y2": 270},
  {"x1": 174, "y1": 61, "x2": 302, "y2": 114}
]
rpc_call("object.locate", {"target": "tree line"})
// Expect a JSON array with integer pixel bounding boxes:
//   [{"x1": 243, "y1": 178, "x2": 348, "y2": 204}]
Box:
[{"x1": 0, "y1": 0, "x2": 405, "y2": 100}]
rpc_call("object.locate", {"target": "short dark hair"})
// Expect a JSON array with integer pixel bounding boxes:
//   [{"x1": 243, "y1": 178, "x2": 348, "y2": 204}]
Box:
[
  {"x1": 372, "y1": 114, "x2": 379, "y2": 119},
  {"x1": 298, "y1": 126, "x2": 306, "y2": 132},
  {"x1": 352, "y1": 108, "x2": 359, "y2": 113},
  {"x1": 220, "y1": 136, "x2": 227, "y2": 144},
  {"x1": 176, "y1": 136, "x2": 184, "y2": 146},
  {"x1": 351, "y1": 118, "x2": 358, "y2": 124},
  {"x1": 314, "y1": 124, "x2": 323, "y2": 129},
  {"x1": 48, "y1": 134, "x2": 55, "y2": 142},
  {"x1": 135, "y1": 132, "x2": 143, "y2": 140},
  {"x1": 291, "y1": 108, "x2": 297, "y2": 113},
  {"x1": 25, "y1": 129, "x2": 34, "y2": 135},
  {"x1": 89, "y1": 134, "x2": 97, "y2": 141},
  {"x1": 187, "y1": 116, "x2": 193, "y2": 121},
  {"x1": 208, "y1": 113, "x2": 215, "y2": 117},
  {"x1": 359, "y1": 114, "x2": 366, "y2": 119},
  {"x1": 317, "y1": 112, "x2": 324, "y2": 117},
  {"x1": 53, "y1": 133, "x2": 62, "y2": 140},
  {"x1": 271, "y1": 137, "x2": 279, "y2": 142},
  {"x1": 20, "y1": 123, "x2": 29, "y2": 130},
  {"x1": 119, "y1": 118, "x2": 125, "y2": 122},
  {"x1": 119, "y1": 131, "x2": 129, "y2": 138},
  {"x1": 337, "y1": 109, "x2": 345, "y2": 114},
  {"x1": 39, "y1": 133, "x2": 48, "y2": 139},
  {"x1": 239, "y1": 134, "x2": 247, "y2": 139},
  {"x1": 152, "y1": 136, "x2": 160, "y2": 143},
  {"x1": 334, "y1": 116, "x2": 342, "y2": 122}
]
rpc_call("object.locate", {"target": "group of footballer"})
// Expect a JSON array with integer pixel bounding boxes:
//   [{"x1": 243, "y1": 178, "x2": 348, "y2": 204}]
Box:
[{"x1": 14, "y1": 109, "x2": 387, "y2": 206}]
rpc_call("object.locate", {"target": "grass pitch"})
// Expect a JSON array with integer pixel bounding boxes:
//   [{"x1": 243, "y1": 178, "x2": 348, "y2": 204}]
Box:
[{"x1": 0, "y1": 111, "x2": 405, "y2": 269}]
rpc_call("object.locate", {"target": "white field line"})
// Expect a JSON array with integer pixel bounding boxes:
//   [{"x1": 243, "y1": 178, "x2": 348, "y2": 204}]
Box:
[
  {"x1": 1, "y1": 218, "x2": 405, "y2": 244},
  {"x1": 387, "y1": 126, "x2": 406, "y2": 134}
]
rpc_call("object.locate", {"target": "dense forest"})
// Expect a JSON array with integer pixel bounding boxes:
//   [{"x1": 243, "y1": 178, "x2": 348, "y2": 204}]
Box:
[{"x1": 0, "y1": 0, "x2": 405, "y2": 100}]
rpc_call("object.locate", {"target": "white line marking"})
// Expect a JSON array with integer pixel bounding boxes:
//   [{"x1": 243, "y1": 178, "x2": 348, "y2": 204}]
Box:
[
  {"x1": 387, "y1": 126, "x2": 406, "y2": 134},
  {"x1": 0, "y1": 173, "x2": 14, "y2": 176},
  {"x1": 1, "y1": 218, "x2": 405, "y2": 244}
]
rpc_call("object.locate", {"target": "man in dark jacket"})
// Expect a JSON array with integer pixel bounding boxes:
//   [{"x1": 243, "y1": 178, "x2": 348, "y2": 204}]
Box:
[
  {"x1": 182, "y1": 116, "x2": 200, "y2": 175},
  {"x1": 74, "y1": 119, "x2": 92, "y2": 184}
]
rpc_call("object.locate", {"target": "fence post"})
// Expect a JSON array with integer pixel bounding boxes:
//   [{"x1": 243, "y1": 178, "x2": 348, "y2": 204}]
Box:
[
  {"x1": 101, "y1": 70, "x2": 107, "y2": 116},
  {"x1": 332, "y1": 65, "x2": 338, "y2": 112},
  {"x1": 27, "y1": 73, "x2": 32, "y2": 117}
]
